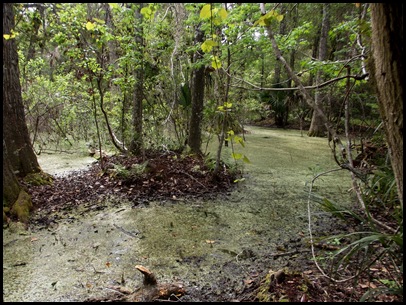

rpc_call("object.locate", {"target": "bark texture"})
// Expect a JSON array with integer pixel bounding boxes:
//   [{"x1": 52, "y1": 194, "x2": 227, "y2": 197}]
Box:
[
  {"x1": 3, "y1": 3, "x2": 41, "y2": 176},
  {"x1": 370, "y1": 3, "x2": 403, "y2": 207}
]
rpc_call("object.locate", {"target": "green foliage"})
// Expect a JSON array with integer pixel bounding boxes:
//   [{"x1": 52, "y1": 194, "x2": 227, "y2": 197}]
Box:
[
  {"x1": 179, "y1": 83, "x2": 192, "y2": 109},
  {"x1": 277, "y1": 21, "x2": 314, "y2": 52},
  {"x1": 13, "y1": 3, "x2": 381, "y2": 176},
  {"x1": 314, "y1": 164, "x2": 402, "y2": 301},
  {"x1": 254, "y1": 10, "x2": 284, "y2": 26}
]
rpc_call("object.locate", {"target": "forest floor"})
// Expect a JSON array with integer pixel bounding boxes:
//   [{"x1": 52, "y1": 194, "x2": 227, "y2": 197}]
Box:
[{"x1": 6, "y1": 126, "x2": 402, "y2": 302}]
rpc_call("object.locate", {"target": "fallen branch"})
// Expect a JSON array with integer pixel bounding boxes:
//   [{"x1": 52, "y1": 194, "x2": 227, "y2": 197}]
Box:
[{"x1": 270, "y1": 249, "x2": 310, "y2": 258}]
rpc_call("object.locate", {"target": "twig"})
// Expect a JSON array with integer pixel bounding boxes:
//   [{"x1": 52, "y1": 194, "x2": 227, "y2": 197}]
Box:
[
  {"x1": 179, "y1": 171, "x2": 207, "y2": 189},
  {"x1": 269, "y1": 249, "x2": 311, "y2": 258}
]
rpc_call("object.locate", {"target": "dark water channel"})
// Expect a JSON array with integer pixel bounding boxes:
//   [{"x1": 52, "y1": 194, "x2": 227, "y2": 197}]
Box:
[{"x1": 3, "y1": 126, "x2": 353, "y2": 301}]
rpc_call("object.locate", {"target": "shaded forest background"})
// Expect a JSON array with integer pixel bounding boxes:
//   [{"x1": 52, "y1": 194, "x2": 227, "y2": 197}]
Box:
[
  {"x1": 9, "y1": 3, "x2": 382, "y2": 153},
  {"x1": 3, "y1": 3, "x2": 403, "y2": 301}
]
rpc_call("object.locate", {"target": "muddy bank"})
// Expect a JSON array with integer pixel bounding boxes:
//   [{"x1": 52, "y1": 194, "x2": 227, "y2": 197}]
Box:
[{"x1": 3, "y1": 126, "x2": 353, "y2": 302}]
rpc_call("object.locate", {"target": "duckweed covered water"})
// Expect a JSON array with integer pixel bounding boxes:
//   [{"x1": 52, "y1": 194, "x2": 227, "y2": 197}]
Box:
[{"x1": 3, "y1": 126, "x2": 354, "y2": 301}]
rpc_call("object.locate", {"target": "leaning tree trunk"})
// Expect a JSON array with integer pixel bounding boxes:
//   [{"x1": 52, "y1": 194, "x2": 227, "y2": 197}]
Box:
[
  {"x1": 3, "y1": 3, "x2": 41, "y2": 176},
  {"x1": 370, "y1": 3, "x2": 403, "y2": 208}
]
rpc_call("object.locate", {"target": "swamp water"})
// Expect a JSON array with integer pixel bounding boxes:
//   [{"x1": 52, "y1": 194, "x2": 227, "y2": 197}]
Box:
[{"x1": 3, "y1": 126, "x2": 353, "y2": 301}]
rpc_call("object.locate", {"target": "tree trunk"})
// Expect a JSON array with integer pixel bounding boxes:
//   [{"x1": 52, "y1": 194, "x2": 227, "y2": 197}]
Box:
[
  {"x1": 130, "y1": 3, "x2": 145, "y2": 155},
  {"x1": 370, "y1": 3, "x2": 403, "y2": 208},
  {"x1": 3, "y1": 140, "x2": 21, "y2": 210},
  {"x1": 187, "y1": 26, "x2": 205, "y2": 155},
  {"x1": 308, "y1": 3, "x2": 330, "y2": 137},
  {"x1": 3, "y1": 3, "x2": 41, "y2": 177}
]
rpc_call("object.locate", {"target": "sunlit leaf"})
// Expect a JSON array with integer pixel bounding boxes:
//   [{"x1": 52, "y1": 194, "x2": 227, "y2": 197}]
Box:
[
  {"x1": 212, "y1": 16, "x2": 222, "y2": 26},
  {"x1": 201, "y1": 40, "x2": 218, "y2": 53},
  {"x1": 3, "y1": 30, "x2": 18, "y2": 40},
  {"x1": 276, "y1": 14, "x2": 284, "y2": 22},
  {"x1": 255, "y1": 10, "x2": 283, "y2": 26},
  {"x1": 232, "y1": 152, "x2": 243, "y2": 160},
  {"x1": 219, "y1": 8, "x2": 228, "y2": 20},
  {"x1": 141, "y1": 6, "x2": 153, "y2": 20},
  {"x1": 234, "y1": 178, "x2": 246, "y2": 183},
  {"x1": 200, "y1": 4, "x2": 211, "y2": 19},
  {"x1": 93, "y1": 18, "x2": 105, "y2": 24},
  {"x1": 85, "y1": 21, "x2": 96, "y2": 31},
  {"x1": 211, "y1": 55, "x2": 221, "y2": 69},
  {"x1": 109, "y1": 3, "x2": 119, "y2": 9},
  {"x1": 243, "y1": 155, "x2": 251, "y2": 163},
  {"x1": 234, "y1": 136, "x2": 245, "y2": 147}
]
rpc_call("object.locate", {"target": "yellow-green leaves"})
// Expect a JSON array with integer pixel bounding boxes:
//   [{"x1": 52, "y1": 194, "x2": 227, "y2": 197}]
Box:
[
  {"x1": 85, "y1": 21, "x2": 96, "y2": 31},
  {"x1": 109, "y1": 3, "x2": 120, "y2": 10},
  {"x1": 200, "y1": 4, "x2": 211, "y2": 19},
  {"x1": 201, "y1": 40, "x2": 218, "y2": 53},
  {"x1": 217, "y1": 102, "x2": 232, "y2": 111},
  {"x1": 3, "y1": 30, "x2": 18, "y2": 40},
  {"x1": 218, "y1": 7, "x2": 228, "y2": 20},
  {"x1": 93, "y1": 18, "x2": 105, "y2": 24},
  {"x1": 255, "y1": 10, "x2": 284, "y2": 27},
  {"x1": 141, "y1": 5, "x2": 156, "y2": 20},
  {"x1": 226, "y1": 130, "x2": 251, "y2": 164},
  {"x1": 211, "y1": 55, "x2": 221, "y2": 69},
  {"x1": 200, "y1": 4, "x2": 227, "y2": 25}
]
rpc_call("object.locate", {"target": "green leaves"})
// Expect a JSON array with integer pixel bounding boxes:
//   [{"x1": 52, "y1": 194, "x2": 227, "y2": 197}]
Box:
[
  {"x1": 108, "y1": 3, "x2": 120, "y2": 10},
  {"x1": 201, "y1": 40, "x2": 218, "y2": 53},
  {"x1": 211, "y1": 55, "x2": 222, "y2": 69},
  {"x1": 200, "y1": 4, "x2": 228, "y2": 24},
  {"x1": 200, "y1": 4, "x2": 228, "y2": 26},
  {"x1": 200, "y1": 4, "x2": 211, "y2": 19},
  {"x1": 3, "y1": 30, "x2": 18, "y2": 40},
  {"x1": 140, "y1": 5, "x2": 156, "y2": 20},
  {"x1": 254, "y1": 9, "x2": 284, "y2": 26},
  {"x1": 226, "y1": 130, "x2": 251, "y2": 163},
  {"x1": 85, "y1": 21, "x2": 96, "y2": 31}
]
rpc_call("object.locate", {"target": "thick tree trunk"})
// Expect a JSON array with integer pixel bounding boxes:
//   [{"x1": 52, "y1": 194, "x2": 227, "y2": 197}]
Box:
[
  {"x1": 187, "y1": 26, "x2": 205, "y2": 155},
  {"x1": 3, "y1": 140, "x2": 21, "y2": 209},
  {"x1": 370, "y1": 3, "x2": 403, "y2": 208},
  {"x1": 3, "y1": 3, "x2": 41, "y2": 176}
]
